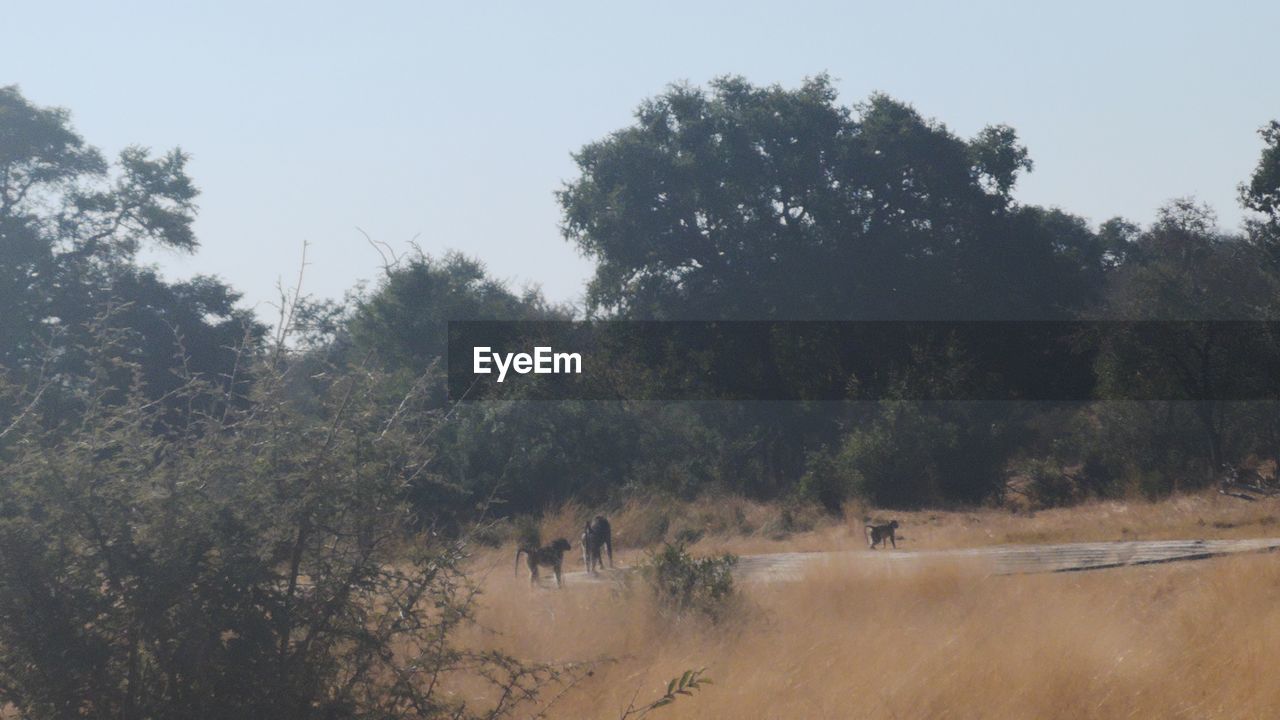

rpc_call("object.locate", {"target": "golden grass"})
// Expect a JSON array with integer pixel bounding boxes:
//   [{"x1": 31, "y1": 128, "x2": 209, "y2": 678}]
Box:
[
  {"x1": 528, "y1": 490, "x2": 1280, "y2": 560},
  {"x1": 459, "y1": 492, "x2": 1280, "y2": 718},
  {"x1": 466, "y1": 552, "x2": 1280, "y2": 719}
]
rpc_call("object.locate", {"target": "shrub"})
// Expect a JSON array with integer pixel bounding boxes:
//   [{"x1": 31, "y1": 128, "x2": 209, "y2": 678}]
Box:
[
  {"x1": 835, "y1": 402, "x2": 1015, "y2": 507},
  {"x1": 513, "y1": 515, "x2": 543, "y2": 550},
  {"x1": 1019, "y1": 458, "x2": 1081, "y2": 508},
  {"x1": 639, "y1": 543, "x2": 738, "y2": 621},
  {"x1": 796, "y1": 446, "x2": 850, "y2": 515},
  {"x1": 0, "y1": 323, "x2": 562, "y2": 719}
]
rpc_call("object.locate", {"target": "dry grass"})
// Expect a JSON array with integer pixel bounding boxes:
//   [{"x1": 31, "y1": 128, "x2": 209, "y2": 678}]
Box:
[
  {"x1": 465, "y1": 552, "x2": 1280, "y2": 719},
  {"x1": 457, "y1": 492, "x2": 1280, "y2": 718},
  {"x1": 522, "y1": 489, "x2": 1280, "y2": 561}
]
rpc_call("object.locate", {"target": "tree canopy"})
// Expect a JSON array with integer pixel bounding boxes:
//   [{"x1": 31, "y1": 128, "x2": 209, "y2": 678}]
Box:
[
  {"x1": 347, "y1": 250, "x2": 568, "y2": 372},
  {"x1": 559, "y1": 75, "x2": 1105, "y2": 320},
  {"x1": 0, "y1": 85, "x2": 258, "y2": 412}
]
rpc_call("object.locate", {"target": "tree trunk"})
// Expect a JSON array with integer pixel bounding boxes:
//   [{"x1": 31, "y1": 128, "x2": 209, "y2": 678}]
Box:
[{"x1": 1197, "y1": 400, "x2": 1223, "y2": 481}]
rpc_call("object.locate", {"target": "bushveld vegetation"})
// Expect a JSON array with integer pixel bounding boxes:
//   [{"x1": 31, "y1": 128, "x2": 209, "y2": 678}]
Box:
[
  {"x1": 4, "y1": 77, "x2": 1280, "y2": 716},
  {"x1": 637, "y1": 543, "x2": 738, "y2": 622},
  {"x1": 0, "y1": 309, "x2": 581, "y2": 718},
  {"x1": 8, "y1": 82, "x2": 1280, "y2": 520}
]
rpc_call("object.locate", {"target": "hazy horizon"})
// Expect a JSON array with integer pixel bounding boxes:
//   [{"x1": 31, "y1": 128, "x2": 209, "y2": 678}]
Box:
[{"x1": 5, "y1": 0, "x2": 1278, "y2": 318}]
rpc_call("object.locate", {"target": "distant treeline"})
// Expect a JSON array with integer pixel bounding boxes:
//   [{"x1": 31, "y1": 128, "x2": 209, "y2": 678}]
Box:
[{"x1": 6, "y1": 77, "x2": 1280, "y2": 518}]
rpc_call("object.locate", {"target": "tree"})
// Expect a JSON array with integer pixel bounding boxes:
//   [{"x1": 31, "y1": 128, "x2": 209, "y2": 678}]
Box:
[
  {"x1": 556, "y1": 76, "x2": 1108, "y2": 499},
  {"x1": 1092, "y1": 200, "x2": 1280, "y2": 480},
  {"x1": 0, "y1": 85, "x2": 258, "y2": 413},
  {"x1": 348, "y1": 250, "x2": 568, "y2": 373},
  {"x1": 823, "y1": 401, "x2": 1013, "y2": 508},
  {"x1": 1241, "y1": 121, "x2": 1280, "y2": 230},
  {"x1": 558, "y1": 75, "x2": 1104, "y2": 321}
]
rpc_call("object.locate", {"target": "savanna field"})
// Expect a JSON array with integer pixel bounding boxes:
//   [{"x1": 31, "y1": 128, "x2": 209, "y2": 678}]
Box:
[
  {"x1": 7, "y1": 26, "x2": 1280, "y2": 717},
  {"x1": 457, "y1": 493, "x2": 1280, "y2": 719}
]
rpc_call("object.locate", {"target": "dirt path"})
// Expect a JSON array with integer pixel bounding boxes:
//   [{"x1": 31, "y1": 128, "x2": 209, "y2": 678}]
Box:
[{"x1": 564, "y1": 537, "x2": 1280, "y2": 585}]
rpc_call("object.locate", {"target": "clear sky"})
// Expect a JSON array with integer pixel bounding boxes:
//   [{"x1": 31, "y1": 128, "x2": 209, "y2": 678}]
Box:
[{"x1": 4, "y1": 1, "x2": 1277, "y2": 316}]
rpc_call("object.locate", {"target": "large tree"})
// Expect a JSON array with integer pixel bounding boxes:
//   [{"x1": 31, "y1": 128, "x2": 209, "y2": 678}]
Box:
[
  {"x1": 0, "y1": 85, "x2": 257, "y2": 410},
  {"x1": 1241, "y1": 121, "x2": 1280, "y2": 229},
  {"x1": 347, "y1": 250, "x2": 567, "y2": 373},
  {"x1": 554, "y1": 76, "x2": 1111, "y2": 502},
  {"x1": 1241, "y1": 120, "x2": 1280, "y2": 272},
  {"x1": 558, "y1": 75, "x2": 1105, "y2": 320},
  {"x1": 1093, "y1": 200, "x2": 1280, "y2": 479}
]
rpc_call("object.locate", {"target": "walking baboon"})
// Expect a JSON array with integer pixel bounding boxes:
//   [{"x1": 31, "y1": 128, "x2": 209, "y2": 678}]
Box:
[
  {"x1": 515, "y1": 538, "x2": 572, "y2": 587},
  {"x1": 581, "y1": 515, "x2": 613, "y2": 574},
  {"x1": 865, "y1": 520, "x2": 899, "y2": 550}
]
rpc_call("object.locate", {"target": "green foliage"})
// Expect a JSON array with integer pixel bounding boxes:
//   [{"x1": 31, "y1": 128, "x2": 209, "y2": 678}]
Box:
[
  {"x1": 1242, "y1": 121, "x2": 1280, "y2": 228},
  {"x1": 639, "y1": 543, "x2": 738, "y2": 622},
  {"x1": 513, "y1": 515, "x2": 542, "y2": 550},
  {"x1": 559, "y1": 75, "x2": 1101, "y2": 321},
  {"x1": 1017, "y1": 458, "x2": 1082, "y2": 509},
  {"x1": 1092, "y1": 200, "x2": 1280, "y2": 477},
  {"x1": 0, "y1": 85, "x2": 261, "y2": 417},
  {"x1": 348, "y1": 250, "x2": 568, "y2": 373},
  {"x1": 620, "y1": 668, "x2": 712, "y2": 719},
  {"x1": 829, "y1": 402, "x2": 1015, "y2": 508},
  {"x1": 797, "y1": 446, "x2": 850, "y2": 514},
  {"x1": 0, "y1": 325, "x2": 559, "y2": 719},
  {"x1": 432, "y1": 400, "x2": 728, "y2": 513}
]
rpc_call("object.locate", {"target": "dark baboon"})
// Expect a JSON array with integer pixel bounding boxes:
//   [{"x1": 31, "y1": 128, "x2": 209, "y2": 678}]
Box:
[
  {"x1": 581, "y1": 515, "x2": 613, "y2": 574},
  {"x1": 865, "y1": 520, "x2": 899, "y2": 550},
  {"x1": 515, "y1": 538, "x2": 572, "y2": 588}
]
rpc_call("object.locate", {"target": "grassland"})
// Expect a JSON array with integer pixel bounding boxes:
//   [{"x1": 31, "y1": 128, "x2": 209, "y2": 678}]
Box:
[{"x1": 460, "y1": 491, "x2": 1280, "y2": 718}]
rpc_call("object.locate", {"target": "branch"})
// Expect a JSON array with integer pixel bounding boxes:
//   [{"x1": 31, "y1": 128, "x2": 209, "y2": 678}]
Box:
[
  {"x1": 358, "y1": 227, "x2": 404, "y2": 277},
  {"x1": 0, "y1": 381, "x2": 48, "y2": 442}
]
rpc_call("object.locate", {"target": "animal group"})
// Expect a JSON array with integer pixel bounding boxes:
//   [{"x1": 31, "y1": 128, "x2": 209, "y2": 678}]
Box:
[
  {"x1": 515, "y1": 514, "x2": 613, "y2": 588},
  {"x1": 518, "y1": 514, "x2": 901, "y2": 587}
]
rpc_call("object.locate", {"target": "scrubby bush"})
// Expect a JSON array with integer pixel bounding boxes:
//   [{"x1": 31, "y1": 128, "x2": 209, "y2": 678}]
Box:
[
  {"x1": 513, "y1": 515, "x2": 543, "y2": 550},
  {"x1": 639, "y1": 543, "x2": 738, "y2": 622},
  {"x1": 830, "y1": 402, "x2": 1016, "y2": 508},
  {"x1": 0, "y1": 324, "x2": 561, "y2": 719},
  {"x1": 1018, "y1": 459, "x2": 1082, "y2": 508},
  {"x1": 797, "y1": 446, "x2": 850, "y2": 515}
]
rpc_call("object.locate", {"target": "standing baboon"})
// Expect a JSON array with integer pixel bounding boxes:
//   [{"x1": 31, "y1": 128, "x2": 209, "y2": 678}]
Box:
[
  {"x1": 515, "y1": 538, "x2": 572, "y2": 588},
  {"x1": 865, "y1": 520, "x2": 900, "y2": 550},
  {"x1": 581, "y1": 515, "x2": 613, "y2": 573}
]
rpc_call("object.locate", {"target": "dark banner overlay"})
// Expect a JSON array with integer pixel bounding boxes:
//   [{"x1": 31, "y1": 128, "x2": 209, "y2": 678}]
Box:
[{"x1": 447, "y1": 321, "x2": 1280, "y2": 402}]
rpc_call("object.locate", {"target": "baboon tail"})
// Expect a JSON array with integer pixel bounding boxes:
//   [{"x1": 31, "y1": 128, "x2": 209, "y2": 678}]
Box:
[{"x1": 514, "y1": 549, "x2": 525, "y2": 577}]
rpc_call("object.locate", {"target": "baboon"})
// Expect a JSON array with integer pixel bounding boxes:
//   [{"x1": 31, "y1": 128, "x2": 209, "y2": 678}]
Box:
[
  {"x1": 515, "y1": 538, "x2": 572, "y2": 588},
  {"x1": 581, "y1": 515, "x2": 613, "y2": 574},
  {"x1": 865, "y1": 520, "x2": 899, "y2": 550}
]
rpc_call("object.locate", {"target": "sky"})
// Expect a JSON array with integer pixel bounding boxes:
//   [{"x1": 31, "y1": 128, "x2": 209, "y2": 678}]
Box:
[{"x1": 4, "y1": 1, "x2": 1278, "y2": 318}]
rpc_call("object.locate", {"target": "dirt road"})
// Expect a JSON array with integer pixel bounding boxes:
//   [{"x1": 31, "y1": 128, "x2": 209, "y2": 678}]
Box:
[{"x1": 564, "y1": 537, "x2": 1280, "y2": 585}]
